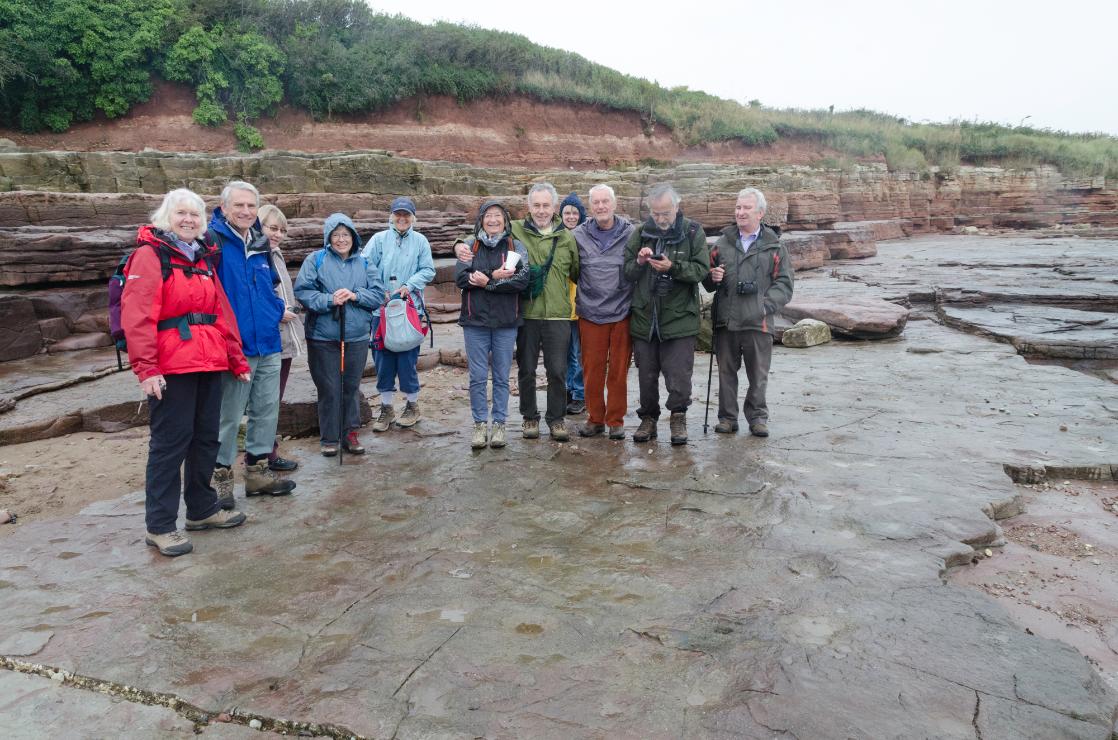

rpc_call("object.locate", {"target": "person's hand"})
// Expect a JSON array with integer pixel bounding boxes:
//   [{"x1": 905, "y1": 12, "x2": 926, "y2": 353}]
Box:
[
  {"x1": 468, "y1": 270, "x2": 490, "y2": 287},
  {"x1": 236, "y1": 371, "x2": 252, "y2": 382},
  {"x1": 332, "y1": 288, "x2": 356, "y2": 305},
  {"x1": 280, "y1": 309, "x2": 296, "y2": 323},
  {"x1": 396, "y1": 284, "x2": 410, "y2": 299},
  {"x1": 491, "y1": 267, "x2": 514, "y2": 280},
  {"x1": 710, "y1": 265, "x2": 725, "y2": 284},
  {"x1": 141, "y1": 375, "x2": 166, "y2": 400},
  {"x1": 637, "y1": 246, "x2": 652, "y2": 265},
  {"x1": 649, "y1": 255, "x2": 672, "y2": 273},
  {"x1": 455, "y1": 242, "x2": 473, "y2": 262}
]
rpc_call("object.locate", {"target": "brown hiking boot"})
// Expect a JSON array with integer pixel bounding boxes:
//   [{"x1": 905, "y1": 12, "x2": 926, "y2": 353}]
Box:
[
  {"x1": 522, "y1": 419, "x2": 540, "y2": 439},
  {"x1": 669, "y1": 412, "x2": 688, "y2": 446},
  {"x1": 632, "y1": 417, "x2": 657, "y2": 442},
  {"x1": 608, "y1": 425, "x2": 625, "y2": 440},
  {"x1": 186, "y1": 508, "x2": 247, "y2": 531},
  {"x1": 749, "y1": 421, "x2": 770, "y2": 437},
  {"x1": 397, "y1": 401, "x2": 421, "y2": 427},
  {"x1": 212, "y1": 466, "x2": 234, "y2": 510},
  {"x1": 372, "y1": 404, "x2": 396, "y2": 432},
  {"x1": 244, "y1": 461, "x2": 296, "y2": 496},
  {"x1": 549, "y1": 420, "x2": 569, "y2": 442},
  {"x1": 714, "y1": 419, "x2": 739, "y2": 434},
  {"x1": 145, "y1": 530, "x2": 193, "y2": 557},
  {"x1": 579, "y1": 421, "x2": 605, "y2": 438}
]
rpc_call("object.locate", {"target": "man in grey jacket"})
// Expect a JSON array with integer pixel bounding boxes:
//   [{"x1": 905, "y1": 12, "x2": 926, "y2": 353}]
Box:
[
  {"x1": 702, "y1": 188, "x2": 794, "y2": 437},
  {"x1": 570, "y1": 185, "x2": 636, "y2": 440}
]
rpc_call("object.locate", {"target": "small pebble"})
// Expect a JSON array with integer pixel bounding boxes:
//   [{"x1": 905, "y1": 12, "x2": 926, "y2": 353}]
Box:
[{"x1": 249, "y1": 719, "x2": 263, "y2": 730}]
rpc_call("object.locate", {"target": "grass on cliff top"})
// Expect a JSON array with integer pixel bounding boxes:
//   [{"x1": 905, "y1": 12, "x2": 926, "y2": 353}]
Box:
[{"x1": 1, "y1": 0, "x2": 1115, "y2": 178}]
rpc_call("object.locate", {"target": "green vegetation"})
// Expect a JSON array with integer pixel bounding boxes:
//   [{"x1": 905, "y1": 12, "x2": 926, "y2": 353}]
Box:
[{"x1": 1, "y1": 0, "x2": 1115, "y2": 176}]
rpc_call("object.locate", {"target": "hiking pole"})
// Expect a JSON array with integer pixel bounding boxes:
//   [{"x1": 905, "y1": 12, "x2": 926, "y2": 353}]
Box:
[
  {"x1": 337, "y1": 302, "x2": 346, "y2": 467},
  {"x1": 703, "y1": 328, "x2": 715, "y2": 434}
]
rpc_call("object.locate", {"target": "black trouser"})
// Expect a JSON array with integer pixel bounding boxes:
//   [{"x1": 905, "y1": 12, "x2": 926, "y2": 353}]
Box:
[
  {"x1": 146, "y1": 372, "x2": 223, "y2": 534},
  {"x1": 516, "y1": 319, "x2": 570, "y2": 424},
  {"x1": 632, "y1": 335, "x2": 697, "y2": 419},
  {"x1": 715, "y1": 328, "x2": 773, "y2": 423},
  {"x1": 308, "y1": 338, "x2": 369, "y2": 445}
]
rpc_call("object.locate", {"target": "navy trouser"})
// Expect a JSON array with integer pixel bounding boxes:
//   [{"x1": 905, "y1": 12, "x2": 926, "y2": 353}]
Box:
[{"x1": 145, "y1": 372, "x2": 223, "y2": 534}]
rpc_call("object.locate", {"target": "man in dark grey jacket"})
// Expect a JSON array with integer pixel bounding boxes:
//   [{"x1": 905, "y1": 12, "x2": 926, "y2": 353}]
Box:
[
  {"x1": 702, "y1": 188, "x2": 794, "y2": 437},
  {"x1": 570, "y1": 184, "x2": 636, "y2": 439}
]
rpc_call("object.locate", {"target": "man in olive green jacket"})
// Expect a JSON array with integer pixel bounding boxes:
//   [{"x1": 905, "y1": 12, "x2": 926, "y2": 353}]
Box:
[
  {"x1": 623, "y1": 183, "x2": 710, "y2": 445},
  {"x1": 702, "y1": 188, "x2": 794, "y2": 437}
]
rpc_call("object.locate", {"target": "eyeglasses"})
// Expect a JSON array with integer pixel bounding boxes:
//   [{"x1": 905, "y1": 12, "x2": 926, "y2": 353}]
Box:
[{"x1": 264, "y1": 224, "x2": 288, "y2": 234}]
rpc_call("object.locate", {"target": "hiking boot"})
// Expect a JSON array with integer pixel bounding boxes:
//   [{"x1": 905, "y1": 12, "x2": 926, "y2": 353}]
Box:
[
  {"x1": 397, "y1": 401, "x2": 421, "y2": 428},
  {"x1": 471, "y1": 422, "x2": 489, "y2": 449},
  {"x1": 714, "y1": 419, "x2": 739, "y2": 434},
  {"x1": 749, "y1": 420, "x2": 770, "y2": 438},
  {"x1": 633, "y1": 417, "x2": 657, "y2": 442},
  {"x1": 549, "y1": 420, "x2": 569, "y2": 442},
  {"x1": 212, "y1": 466, "x2": 234, "y2": 510},
  {"x1": 669, "y1": 412, "x2": 688, "y2": 446},
  {"x1": 608, "y1": 425, "x2": 625, "y2": 440},
  {"x1": 579, "y1": 421, "x2": 605, "y2": 438},
  {"x1": 185, "y1": 508, "x2": 247, "y2": 531},
  {"x1": 244, "y1": 461, "x2": 296, "y2": 497},
  {"x1": 268, "y1": 456, "x2": 298, "y2": 472},
  {"x1": 490, "y1": 422, "x2": 507, "y2": 448},
  {"x1": 566, "y1": 398, "x2": 586, "y2": 415},
  {"x1": 372, "y1": 404, "x2": 396, "y2": 432},
  {"x1": 522, "y1": 419, "x2": 540, "y2": 439},
  {"x1": 145, "y1": 530, "x2": 193, "y2": 557},
  {"x1": 343, "y1": 431, "x2": 365, "y2": 454},
  {"x1": 321, "y1": 443, "x2": 338, "y2": 457}
]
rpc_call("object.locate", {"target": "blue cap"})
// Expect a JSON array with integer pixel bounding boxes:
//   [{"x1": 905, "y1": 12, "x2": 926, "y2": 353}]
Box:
[{"x1": 390, "y1": 196, "x2": 417, "y2": 215}]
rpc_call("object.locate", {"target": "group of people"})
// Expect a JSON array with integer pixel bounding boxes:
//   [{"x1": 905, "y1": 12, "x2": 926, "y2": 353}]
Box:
[
  {"x1": 121, "y1": 182, "x2": 433, "y2": 556},
  {"x1": 121, "y1": 178, "x2": 793, "y2": 557},
  {"x1": 454, "y1": 182, "x2": 794, "y2": 449}
]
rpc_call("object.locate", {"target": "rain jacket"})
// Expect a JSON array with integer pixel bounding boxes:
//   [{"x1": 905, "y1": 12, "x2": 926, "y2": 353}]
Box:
[
  {"x1": 702, "y1": 224, "x2": 794, "y2": 335},
  {"x1": 121, "y1": 225, "x2": 249, "y2": 381},
  {"x1": 510, "y1": 215, "x2": 579, "y2": 320},
  {"x1": 209, "y1": 206, "x2": 285, "y2": 357},
  {"x1": 455, "y1": 201, "x2": 530, "y2": 329},
  {"x1": 623, "y1": 212, "x2": 710, "y2": 341},
  {"x1": 293, "y1": 213, "x2": 384, "y2": 342},
  {"x1": 361, "y1": 219, "x2": 436, "y2": 319},
  {"x1": 571, "y1": 216, "x2": 635, "y2": 324}
]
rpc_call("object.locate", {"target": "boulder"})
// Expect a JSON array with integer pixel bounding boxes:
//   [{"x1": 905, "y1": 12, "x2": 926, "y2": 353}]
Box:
[
  {"x1": 0, "y1": 295, "x2": 43, "y2": 360},
  {"x1": 783, "y1": 296, "x2": 909, "y2": 339},
  {"x1": 37, "y1": 317, "x2": 70, "y2": 342},
  {"x1": 781, "y1": 319, "x2": 832, "y2": 348}
]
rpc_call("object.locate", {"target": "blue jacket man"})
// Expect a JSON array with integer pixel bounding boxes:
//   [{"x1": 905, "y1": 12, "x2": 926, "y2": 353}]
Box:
[{"x1": 209, "y1": 181, "x2": 296, "y2": 504}]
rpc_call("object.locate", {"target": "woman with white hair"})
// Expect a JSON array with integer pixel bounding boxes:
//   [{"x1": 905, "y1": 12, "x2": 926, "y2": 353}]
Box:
[{"x1": 120, "y1": 188, "x2": 251, "y2": 556}]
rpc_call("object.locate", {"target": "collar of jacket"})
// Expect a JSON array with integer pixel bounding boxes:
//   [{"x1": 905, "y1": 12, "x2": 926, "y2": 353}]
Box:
[
  {"x1": 720, "y1": 223, "x2": 781, "y2": 249},
  {"x1": 640, "y1": 211, "x2": 688, "y2": 243}
]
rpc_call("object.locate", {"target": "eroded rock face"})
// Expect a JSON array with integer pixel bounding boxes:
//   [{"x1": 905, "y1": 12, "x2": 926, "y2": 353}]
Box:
[{"x1": 782, "y1": 296, "x2": 910, "y2": 339}]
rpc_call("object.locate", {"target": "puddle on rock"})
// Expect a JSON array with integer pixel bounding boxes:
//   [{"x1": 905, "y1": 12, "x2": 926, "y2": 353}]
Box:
[
  {"x1": 57, "y1": 552, "x2": 81, "y2": 560},
  {"x1": 515, "y1": 623, "x2": 544, "y2": 635}
]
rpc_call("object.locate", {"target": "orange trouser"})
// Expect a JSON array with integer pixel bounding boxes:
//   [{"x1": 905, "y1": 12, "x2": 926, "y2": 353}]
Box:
[{"x1": 578, "y1": 316, "x2": 632, "y2": 427}]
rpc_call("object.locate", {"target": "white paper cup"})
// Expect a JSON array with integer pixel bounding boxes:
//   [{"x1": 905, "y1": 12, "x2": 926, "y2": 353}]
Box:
[{"x1": 504, "y1": 251, "x2": 520, "y2": 270}]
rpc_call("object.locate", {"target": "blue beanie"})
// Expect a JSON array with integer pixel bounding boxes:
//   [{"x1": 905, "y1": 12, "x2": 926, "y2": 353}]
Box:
[{"x1": 559, "y1": 191, "x2": 587, "y2": 226}]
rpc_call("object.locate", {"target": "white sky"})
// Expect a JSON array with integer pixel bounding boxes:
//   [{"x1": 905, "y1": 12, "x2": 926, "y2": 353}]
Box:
[{"x1": 367, "y1": 0, "x2": 1117, "y2": 135}]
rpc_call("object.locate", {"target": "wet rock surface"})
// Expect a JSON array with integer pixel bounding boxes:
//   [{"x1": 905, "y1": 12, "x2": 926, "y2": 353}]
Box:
[{"x1": 1, "y1": 235, "x2": 1117, "y2": 737}]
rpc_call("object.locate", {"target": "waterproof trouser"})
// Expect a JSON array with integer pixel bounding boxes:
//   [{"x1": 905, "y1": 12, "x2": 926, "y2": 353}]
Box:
[
  {"x1": 632, "y1": 335, "x2": 697, "y2": 419},
  {"x1": 516, "y1": 319, "x2": 570, "y2": 424},
  {"x1": 308, "y1": 339, "x2": 369, "y2": 445}
]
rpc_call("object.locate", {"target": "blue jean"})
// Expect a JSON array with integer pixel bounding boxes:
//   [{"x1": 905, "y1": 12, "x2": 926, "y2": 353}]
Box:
[
  {"x1": 217, "y1": 352, "x2": 281, "y2": 466},
  {"x1": 373, "y1": 347, "x2": 420, "y2": 395},
  {"x1": 566, "y1": 320, "x2": 584, "y2": 401},
  {"x1": 464, "y1": 325, "x2": 518, "y2": 423}
]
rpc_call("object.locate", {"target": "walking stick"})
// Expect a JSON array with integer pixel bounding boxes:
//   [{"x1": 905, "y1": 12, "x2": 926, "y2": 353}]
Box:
[
  {"x1": 703, "y1": 328, "x2": 715, "y2": 434},
  {"x1": 337, "y1": 302, "x2": 346, "y2": 466}
]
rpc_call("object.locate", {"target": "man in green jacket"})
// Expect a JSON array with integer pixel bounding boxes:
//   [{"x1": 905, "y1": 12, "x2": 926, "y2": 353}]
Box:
[
  {"x1": 624, "y1": 183, "x2": 710, "y2": 445},
  {"x1": 702, "y1": 188, "x2": 794, "y2": 437},
  {"x1": 459, "y1": 183, "x2": 579, "y2": 440}
]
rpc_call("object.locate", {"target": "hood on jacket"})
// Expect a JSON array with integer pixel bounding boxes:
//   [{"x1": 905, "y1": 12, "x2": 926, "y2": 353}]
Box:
[
  {"x1": 559, "y1": 191, "x2": 587, "y2": 227},
  {"x1": 323, "y1": 212, "x2": 364, "y2": 251},
  {"x1": 474, "y1": 199, "x2": 513, "y2": 243}
]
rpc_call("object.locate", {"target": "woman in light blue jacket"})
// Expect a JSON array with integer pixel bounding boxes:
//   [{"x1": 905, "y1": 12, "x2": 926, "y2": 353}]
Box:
[
  {"x1": 294, "y1": 213, "x2": 384, "y2": 456},
  {"x1": 362, "y1": 197, "x2": 435, "y2": 431}
]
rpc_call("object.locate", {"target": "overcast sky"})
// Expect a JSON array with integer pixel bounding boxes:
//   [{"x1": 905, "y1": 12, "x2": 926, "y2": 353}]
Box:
[{"x1": 367, "y1": 0, "x2": 1116, "y2": 135}]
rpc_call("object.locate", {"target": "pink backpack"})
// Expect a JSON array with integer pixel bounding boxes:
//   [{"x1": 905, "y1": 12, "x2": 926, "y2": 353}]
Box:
[{"x1": 374, "y1": 294, "x2": 431, "y2": 352}]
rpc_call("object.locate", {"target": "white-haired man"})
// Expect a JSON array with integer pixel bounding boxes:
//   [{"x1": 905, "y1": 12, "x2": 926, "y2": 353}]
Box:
[{"x1": 702, "y1": 188, "x2": 794, "y2": 437}]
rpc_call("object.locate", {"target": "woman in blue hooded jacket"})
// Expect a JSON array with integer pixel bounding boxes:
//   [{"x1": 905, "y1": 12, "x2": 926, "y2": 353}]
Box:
[{"x1": 294, "y1": 213, "x2": 384, "y2": 456}]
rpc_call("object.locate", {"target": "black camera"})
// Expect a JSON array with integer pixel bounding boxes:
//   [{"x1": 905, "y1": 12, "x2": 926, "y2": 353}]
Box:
[
  {"x1": 654, "y1": 273, "x2": 674, "y2": 296},
  {"x1": 736, "y1": 281, "x2": 757, "y2": 295}
]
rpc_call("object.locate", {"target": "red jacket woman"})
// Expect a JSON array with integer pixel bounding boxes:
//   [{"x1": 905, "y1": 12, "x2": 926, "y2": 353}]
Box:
[{"x1": 120, "y1": 188, "x2": 251, "y2": 556}]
